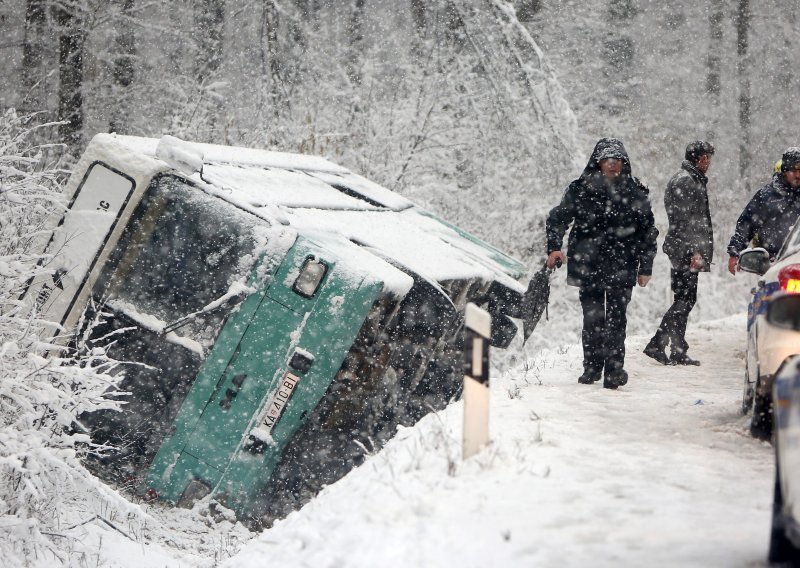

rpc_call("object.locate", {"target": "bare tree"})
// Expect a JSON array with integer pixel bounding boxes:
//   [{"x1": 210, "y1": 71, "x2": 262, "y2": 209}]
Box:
[
  {"x1": 261, "y1": 0, "x2": 284, "y2": 115},
  {"x1": 194, "y1": 0, "x2": 225, "y2": 84},
  {"x1": 444, "y1": 0, "x2": 466, "y2": 49},
  {"x1": 291, "y1": 0, "x2": 310, "y2": 46},
  {"x1": 21, "y1": 0, "x2": 48, "y2": 112},
  {"x1": 410, "y1": 0, "x2": 426, "y2": 38},
  {"x1": 602, "y1": 0, "x2": 638, "y2": 116},
  {"x1": 735, "y1": 0, "x2": 751, "y2": 186},
  {"x1": 705, "y1": 0, "x2": 723, "y2": 103},
  {"x1": 516, "y1": 0, "x2": 541, "y2": 22},
  {"x1": 54, "y1": 0, "x2": 87, "y2": 151},
  {"x1": 345, "y1": 0, "x2": 365, "y2": 85},
  {"x1": 109, "y1": 0, "x2": 136, "y2": 134}
]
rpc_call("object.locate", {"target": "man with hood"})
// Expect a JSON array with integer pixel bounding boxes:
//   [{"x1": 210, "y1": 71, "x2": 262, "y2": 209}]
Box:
[
  {"x1": 644, "y1": 141, "x2": 715, "y2": 366},
  {"x1": 546, "y1": 138, "x2": 658, "y2": 389},
  {"x1": 727, "y1": 147, "x2": 800, "y2": 271}
]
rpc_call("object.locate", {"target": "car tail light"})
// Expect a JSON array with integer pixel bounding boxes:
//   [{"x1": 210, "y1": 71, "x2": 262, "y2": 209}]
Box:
[{"x1": 778, "y1": 264, "x2": 800, "y2": 292}]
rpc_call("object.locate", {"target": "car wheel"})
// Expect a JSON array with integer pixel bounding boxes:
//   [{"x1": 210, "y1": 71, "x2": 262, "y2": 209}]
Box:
[
  {"x1": 769, "y1": 460, "x2": 800, "y2": 563},
  {"x1": 751, "y1": 389, "x2": 773, "y2": 440}
]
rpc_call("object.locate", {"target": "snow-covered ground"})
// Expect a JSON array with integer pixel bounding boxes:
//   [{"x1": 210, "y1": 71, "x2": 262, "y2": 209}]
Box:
[{"x1": 88, "y1": 314, "x2": 774, "y2": 567}]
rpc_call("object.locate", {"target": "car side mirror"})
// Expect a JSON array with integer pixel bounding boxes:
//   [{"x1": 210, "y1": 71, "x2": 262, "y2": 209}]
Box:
[
  {"x1": 767, "y1": 293, "x2": 800, "y2": 331},
  {"x1": 738, "y1": 248, "x2": 771, "y2": 276}
]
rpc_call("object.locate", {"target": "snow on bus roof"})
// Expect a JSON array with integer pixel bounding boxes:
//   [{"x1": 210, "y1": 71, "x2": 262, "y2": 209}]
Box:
[
  {"x1": 285, "y1": 208, "x2": 525, "y2": 292},
  {"x1": 201, "y1": 164, "x2": 383, "y2": 211},
  {"x1": 106, "y1": 134, "x2": 413, "y2": 211},
  {"x1": 109, "y1": 134, "x2": 349, "y2": 174},
  {"x1": 93, "y1": 133, "x2": 523, "y2": 289},
  {"x1": 186, "y1": 167, "x2": 524, "y2": 288}
]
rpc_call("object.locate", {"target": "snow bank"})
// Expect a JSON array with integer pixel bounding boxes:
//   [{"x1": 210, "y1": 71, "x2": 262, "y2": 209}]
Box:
[{"x1": 225, "y1": 316, "x2": 774, "y2": 567}]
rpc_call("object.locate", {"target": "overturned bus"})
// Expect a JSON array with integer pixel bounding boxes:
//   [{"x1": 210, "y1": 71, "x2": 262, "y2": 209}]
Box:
[{"x1": 23, "y1": 134, "x2": 526, "y2": 523}]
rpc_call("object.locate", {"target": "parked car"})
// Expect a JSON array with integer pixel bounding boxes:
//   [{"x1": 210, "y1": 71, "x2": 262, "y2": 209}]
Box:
[
  {"x1": 739, "y1": 223, "x2": 800, "y2": 439},
  {"x1": 769, "y1": 302, "x2": 800, "y2": 563},
  {"x1": 22, "y1": 134, "x2": 527, "y2": 523}
]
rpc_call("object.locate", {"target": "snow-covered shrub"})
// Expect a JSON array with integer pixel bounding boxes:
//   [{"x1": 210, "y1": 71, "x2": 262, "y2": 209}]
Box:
[{"x1": 0, "y1": 109, "x2": 138, "y2": 567}]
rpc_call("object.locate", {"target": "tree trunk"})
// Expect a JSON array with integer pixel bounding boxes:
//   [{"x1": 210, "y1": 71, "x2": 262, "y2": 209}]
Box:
[
  {"x1": 410, "y1": 0, "x2": 426, "y2": 38},
  {"x1": 21, "y1": 0, "x2": 47, "y2": 112},
  {"x1": 109, "y1": 0, "x2": 136, "y2": 134},
  {"x1": 261, "y1": 0, "x2": 284, "y2": 115},
  {"x1": 290, "y1": 0, "x2": 308, "y2": 48},
  {"x1": 705, "y1": 0, "x2": 723, "y2": 102},
  {"x1": 735, "y1": 0, "x2": 751, "y2": 186},
  {"x1": 345, "y1": 0, "x2": 365, "y2": 85},
  {"x1": 55, "y1": 1, "x2": 86, "y2": 151},
  {"x1": 309, "y1": 0, "x2": 321, "y2": 32},
  {"x1": 516, "y1": 0, "x2": 541, "y2": 22},
  {"x1": 444, "y1": 1, "x2": 466, "y2": 49},
  {"x1": 194, "y1": 0, "x2": 225, "y2": 84}
]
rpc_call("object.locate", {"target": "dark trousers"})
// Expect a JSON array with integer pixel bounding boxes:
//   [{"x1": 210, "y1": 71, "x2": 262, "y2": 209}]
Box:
[
  {"x1": 578, "y1": 286, "x2": 633, "y2": 376},
  {"x1": 649, "y1": 269, "x2": 698, "y2": 356}
]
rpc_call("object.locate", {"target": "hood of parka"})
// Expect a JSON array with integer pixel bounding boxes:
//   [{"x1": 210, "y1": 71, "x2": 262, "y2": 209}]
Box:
[{"x1": 580, "y1": 137, "x2": 632, "y2": 181}]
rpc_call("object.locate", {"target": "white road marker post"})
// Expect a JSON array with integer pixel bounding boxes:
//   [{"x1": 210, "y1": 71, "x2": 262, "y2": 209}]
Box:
[{"x1": 463, "y1": 303, "x2": 491, "y2": 459}]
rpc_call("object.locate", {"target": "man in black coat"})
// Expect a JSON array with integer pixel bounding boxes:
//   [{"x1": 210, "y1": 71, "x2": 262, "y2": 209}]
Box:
[
  {"x1": 727, "y1": 147, "x2": 800, "y2": 271},
  {"x1": 546, "y1": 138, "x2": 658, "y2": 389},
  {"x1": 644, "y1": 141, "x2": 715, "y2": 366}
]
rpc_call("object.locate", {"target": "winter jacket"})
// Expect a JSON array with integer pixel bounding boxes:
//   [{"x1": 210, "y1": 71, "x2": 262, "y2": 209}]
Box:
[
  {"x1": 662, "y1": 161, "x2": 713, "y2": 271},
  {"x1": 727, "y1": 173, "x2": 800, "y2": 258},
  {"x1": 546, "y1": 138, "x2": 659, "y2": 289}
]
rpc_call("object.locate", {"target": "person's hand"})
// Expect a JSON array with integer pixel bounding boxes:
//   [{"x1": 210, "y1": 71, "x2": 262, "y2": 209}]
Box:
[
  {"x1": 728, "y1": 256, "x2": 739, "y2": 275},
  {"x1": 689, "y1": 254, "x2": 705, "y2": 271},
  {"x1": 637, "y1": 274, "x2": 651, "y2": 287},
  {"x1": 546, "y1": 251, "x2": 566, "y2": 269}
]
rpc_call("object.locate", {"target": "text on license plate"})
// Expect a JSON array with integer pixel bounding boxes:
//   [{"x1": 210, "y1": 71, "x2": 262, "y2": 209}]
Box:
[{"x1": 261, "y1": 372, "x2": 301, "y2": 433}]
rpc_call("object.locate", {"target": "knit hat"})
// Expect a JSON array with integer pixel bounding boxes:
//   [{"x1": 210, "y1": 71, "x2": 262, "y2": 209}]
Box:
[
  {"x1": 782, "y1": 147, "x2": 800, "y2": 172},
  {"x1": 594, "y1": 138, "x2": 627, "y2": 162}
]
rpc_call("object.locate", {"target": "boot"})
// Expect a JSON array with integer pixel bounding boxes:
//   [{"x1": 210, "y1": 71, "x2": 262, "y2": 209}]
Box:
[
  {"x1": 603, "y1": 369, "x2": 628, "y2": 390},
  {"x1": 643, "y1": 341, "x2": 671, "y2": 366},
  {"x1": 578, "y1": 368, "x2": 601, "y2": 384},
  {"x1": 671, "y1": 352, "x2": 700, "y2": 366}
]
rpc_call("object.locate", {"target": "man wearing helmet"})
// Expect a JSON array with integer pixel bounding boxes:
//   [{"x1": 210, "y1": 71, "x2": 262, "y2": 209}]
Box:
[
  {"x1": 644, "y1": 141, "x2": 715, "y2": 366},
  {"x1": 727, "y1": 147, "x2": 800, "y2": 273}
]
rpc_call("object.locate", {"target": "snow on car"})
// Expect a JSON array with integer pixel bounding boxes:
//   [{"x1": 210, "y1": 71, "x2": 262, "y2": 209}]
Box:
[
  {"x1": 21, "y1": 134, "x2": 527, "y2": 523},
  {"x1": 739, "y1": 220, "x2": 800, "y2": 439}
]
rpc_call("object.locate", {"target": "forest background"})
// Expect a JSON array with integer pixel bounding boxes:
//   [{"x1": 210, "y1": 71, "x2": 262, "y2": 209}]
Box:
[
  {"x1": 0, "y1": 1, "x2": 798, "y2": 563},
  {"x1": 1, "y1": 0, "x2": 798, "y2": 353}
]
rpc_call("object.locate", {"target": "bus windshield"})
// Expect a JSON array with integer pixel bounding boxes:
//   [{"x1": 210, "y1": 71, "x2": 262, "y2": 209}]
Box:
[{"x1": 99, "y1": 174, "x2": 262, "y2": 348}]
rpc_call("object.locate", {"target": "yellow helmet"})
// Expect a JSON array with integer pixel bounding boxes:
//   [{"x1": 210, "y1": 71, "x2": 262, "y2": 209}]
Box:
[{"x1": 775, "y1": 160, "x2": 783, "y2": 174}]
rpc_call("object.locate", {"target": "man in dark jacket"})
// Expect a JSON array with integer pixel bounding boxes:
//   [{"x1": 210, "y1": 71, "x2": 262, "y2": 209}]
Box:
[
  {"x1": 644, "y1": 141, "x2": 715, "y2": 366},
  {"x1": 546, "y1": 138, "x2": 658, "y2": 389},
  {"x1": 727, "y1": 147, "x2": 800, "y2": 272}
]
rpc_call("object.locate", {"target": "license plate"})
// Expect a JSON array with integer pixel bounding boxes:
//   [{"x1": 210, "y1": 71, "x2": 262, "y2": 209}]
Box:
[{"x1": 260, "y1": 371, "x2": 301, "y2": 433}]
